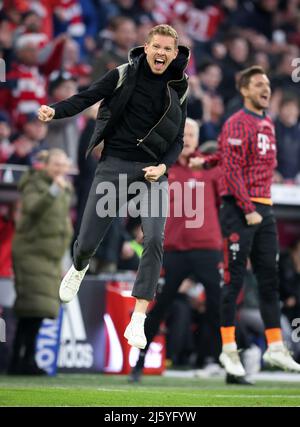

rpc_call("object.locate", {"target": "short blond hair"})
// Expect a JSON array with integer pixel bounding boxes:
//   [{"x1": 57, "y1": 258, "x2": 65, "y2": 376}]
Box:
[
  {"x1": 147, "y1": 24, "x2": 179, "y2": 48},
  {"x1": 36, "y1": 148, "x2": 69, "y2": 164}
]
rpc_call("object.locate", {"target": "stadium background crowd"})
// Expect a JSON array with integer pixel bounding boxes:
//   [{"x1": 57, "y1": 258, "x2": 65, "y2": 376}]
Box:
[{"x1": 1, "y1": 0, "x2": 300, "y2": 374}]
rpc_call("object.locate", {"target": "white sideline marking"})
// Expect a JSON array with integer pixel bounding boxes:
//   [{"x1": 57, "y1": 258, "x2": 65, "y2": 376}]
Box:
[
  {"x1": 164, "y1": 370, "x2": 300, "y2": 382},
  {"x1": 215, "y1": 394, "x2": 300, "y2": 398}
]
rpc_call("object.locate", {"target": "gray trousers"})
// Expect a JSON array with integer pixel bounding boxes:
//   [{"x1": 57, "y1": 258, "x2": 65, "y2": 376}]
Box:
[{"x1": 73, "y1": 156, "x2": 168, "y2": 300}]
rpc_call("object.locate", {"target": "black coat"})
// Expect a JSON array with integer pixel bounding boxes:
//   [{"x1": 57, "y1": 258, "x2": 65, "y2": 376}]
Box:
[{"x1": 51, "y1": 45, "x2": 190, "y2": 165}]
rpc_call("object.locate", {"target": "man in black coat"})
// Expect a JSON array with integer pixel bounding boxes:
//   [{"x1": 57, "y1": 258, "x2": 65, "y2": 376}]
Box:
[{"x1": 38, "y1": 24, "x2": 190, "y2": 350}]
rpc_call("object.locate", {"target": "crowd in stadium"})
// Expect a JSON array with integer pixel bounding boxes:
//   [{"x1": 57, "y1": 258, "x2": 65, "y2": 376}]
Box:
[{"x1": 1, "y1": 0, "x2": 300, "y2": 375}]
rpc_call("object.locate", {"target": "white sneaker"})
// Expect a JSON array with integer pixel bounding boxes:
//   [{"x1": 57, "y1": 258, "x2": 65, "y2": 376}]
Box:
[
  {"x1": 263, "y1": 343, "x2": 300, "y2": 373},
  {"x1": 124, "y1": 313, "x2": 147, "y2": 349},
  {"x1": 219, "y1": 350, "x2": 246, "y2": 377},
  {"x1": 59, "y1": 264, "x2": 89, "y2": 303}
]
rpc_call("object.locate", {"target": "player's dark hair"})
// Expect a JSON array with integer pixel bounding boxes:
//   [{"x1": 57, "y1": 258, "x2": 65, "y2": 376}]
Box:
[{"x1": 237, "y1": 66, "x2": 266, "y2": 91}]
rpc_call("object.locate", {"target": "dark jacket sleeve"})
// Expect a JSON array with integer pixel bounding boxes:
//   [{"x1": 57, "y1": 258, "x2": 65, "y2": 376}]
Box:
[
  {"x1": 50, "y1": 68, "x2": 119, "y2": 119},
  {"x1": 160, "y1": 98, "x2": 187, "y2": 170}
]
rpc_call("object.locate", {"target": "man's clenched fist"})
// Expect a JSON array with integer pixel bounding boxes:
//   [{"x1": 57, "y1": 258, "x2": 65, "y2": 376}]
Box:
[{"x1": 38, "y1": 105, "x2": 55, "y2": 122}]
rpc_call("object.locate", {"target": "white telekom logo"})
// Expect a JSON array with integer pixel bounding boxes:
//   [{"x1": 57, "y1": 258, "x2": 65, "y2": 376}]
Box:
[{"x1": 257, "y1": 133, "x2": 275, "y2": 155}]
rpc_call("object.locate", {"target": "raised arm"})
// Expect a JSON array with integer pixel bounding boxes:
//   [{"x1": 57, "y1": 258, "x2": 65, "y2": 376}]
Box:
[{"x1": 38, "y1": 68, "x2": 119, "y2": 122}]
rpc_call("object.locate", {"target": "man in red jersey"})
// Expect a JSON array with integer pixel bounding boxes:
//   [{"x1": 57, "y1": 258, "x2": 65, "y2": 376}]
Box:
[{"x1": 191, "y1": 65, "x2": 300, "y2": 376}]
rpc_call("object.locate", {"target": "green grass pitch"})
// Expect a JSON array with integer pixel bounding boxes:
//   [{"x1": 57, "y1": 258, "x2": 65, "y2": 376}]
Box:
[{"x1": 1, "y1": 374, "x2": 300, "y2": 407}]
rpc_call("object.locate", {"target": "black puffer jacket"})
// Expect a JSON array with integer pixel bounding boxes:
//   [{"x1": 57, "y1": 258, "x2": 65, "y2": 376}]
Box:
[{"x1": 51, "y1": 45, "x2": 190, "y2": 162}]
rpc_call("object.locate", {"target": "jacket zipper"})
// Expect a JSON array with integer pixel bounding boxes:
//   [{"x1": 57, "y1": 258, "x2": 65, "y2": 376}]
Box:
[{"x1": 136, "y1": 79, "x2": 178, "y2": 146}]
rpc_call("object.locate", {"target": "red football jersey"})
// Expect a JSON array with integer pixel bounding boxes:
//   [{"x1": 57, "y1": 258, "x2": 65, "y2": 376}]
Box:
[{"x1": 216, "y1": 108, "x2": 277, "y2": 214}]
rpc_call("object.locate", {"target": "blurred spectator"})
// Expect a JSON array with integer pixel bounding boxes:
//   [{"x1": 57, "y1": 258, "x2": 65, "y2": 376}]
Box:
[
  {"x1": 187, "y1": 62, "x2": 223, "y2": 124},
  {"x1": 62, "y1": 38, "x2": 92, "y2": 88},
  {"x1": 103, "y1": 0, "x2": 144, "y2": 23},
  {"x1": 275, "y1": 96, "x2": 300, "y2": 182},
  {"x1": 92, "y1": 16, "x2": 137, "y2": 80},
  {"x1": 53, "y1": 0, "x2": 85, "y2": 43},
  {"x1": 275, "y1": 0, "x2": 299, "y2": 35},
  {"x1": 6, "y1": 111, "x2": 49, "y2": 167},
  {"x1": 220, "y1": 34, "x2": 251, "y2": 104},
  {"x1": 141, "y1": 0, "x2": 224, "y2": 51},
  {"x1": 29, "y1": 1, "x2": 65, "y2": 40},
  {"x1": 8, "y1": 148, "x2": 73, "y2": 375},
  {"x1": 44, "y1": 71, "x2": 79, "y2": 166},
  {"x1": 186, "y1": 75, "x2": 203, "y2": 123},
  {"x1": 199, "y1": 95, "x2": 225, "y2": 144},
  {"x1": 173, "y1": 21, "x2": 197, "y2": 76},
  {"x1": 197, "y1": 61, "x2": 223, "y2": 96},
  {"x1": 78, "y1": 0, "x2": 98, "y2": 57},
  {"x1": 7, "y1": 133, "x2": 34, "y2": 166},
  {"x1": 22, "y1": 112, "x2": 48, "y2": 143},
  {"x1": 234, "y1": 0, "x2": 279, "y2": 41},
  {"x1": 15, "y1": 9, "x2": 49, "y2": 48},
  {"x1": 0, "y1": 112, "x2": 13, "y2": 163},
  {"x1": 0, "y1": 33, "x2": 66, "y2": 126},
  {"x1": 2, "y1": 0, "x2": 26, "y2": 27},
  {"x1": 272, "y1": 48, "x2": 300, "y2": 97},
  {"x1": 252, "y1": 51, "x2": 271, "y2": 74},
  {"x1": 136, "y1": 20, "x2": 156, "y2": 46},
  {"x1": 52, "y1": 0, "x2": 98, "y2": 59},
  {"x1": 0, "y1": 13, "x2": 14, "y2": 68},
  {"x1": 287, "y1": 10, "x2": 300, "y2": 48}
]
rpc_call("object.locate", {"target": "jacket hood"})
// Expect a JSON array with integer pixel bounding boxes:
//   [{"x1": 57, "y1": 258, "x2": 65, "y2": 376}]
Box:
[{"x1": 128, "y1": 44, "x2": 190, "y2": 78}]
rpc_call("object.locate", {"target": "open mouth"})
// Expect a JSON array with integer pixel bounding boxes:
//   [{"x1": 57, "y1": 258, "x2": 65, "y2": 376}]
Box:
[
  {"x1": 154, "y1": 58, "x2": 166, "y2": 70},
  {"x1": 260, "y1": 94, "x2": 269, "y2": 101}
]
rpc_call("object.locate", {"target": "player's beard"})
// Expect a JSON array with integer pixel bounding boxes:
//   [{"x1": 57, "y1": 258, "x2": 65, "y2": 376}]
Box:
[{"x1": 250, "y1": 96, "x2": 267, "y2": 113}]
